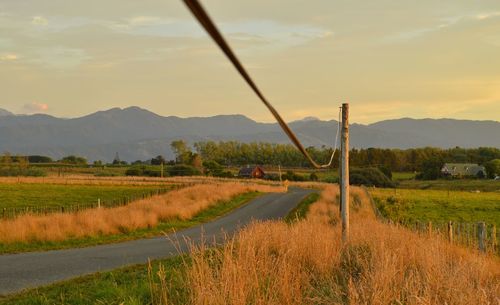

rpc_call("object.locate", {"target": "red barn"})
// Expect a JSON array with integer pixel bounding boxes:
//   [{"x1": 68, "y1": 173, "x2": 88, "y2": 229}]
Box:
[{"x1": 238, "y1": 166, "x2": 265, "y2": 179}]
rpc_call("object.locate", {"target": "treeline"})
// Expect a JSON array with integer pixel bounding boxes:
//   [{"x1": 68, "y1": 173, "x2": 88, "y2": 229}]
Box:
[{"x1": 193, "y1": 141, "x2": 500, "y2": 172}]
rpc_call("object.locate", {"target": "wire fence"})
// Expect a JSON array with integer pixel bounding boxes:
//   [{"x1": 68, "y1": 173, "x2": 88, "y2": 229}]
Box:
[
  {"x1": 362, "y1": 186, "x2": 499, "y2": 255},
  {"x1": 0, "y1": 186, "x2": 178, "y2": 219}
]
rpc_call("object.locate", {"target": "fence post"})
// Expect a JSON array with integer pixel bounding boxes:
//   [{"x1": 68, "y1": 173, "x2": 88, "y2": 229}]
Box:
[
  {"x1": 428, "y1": 221, "x2": 432, "y2": 237},
  {"x1": 492, "y1": 225, "x2": 497, "y2": 252},
  {"x1": 98, "y1": 198, "x2": 101, "y2": 208},
  {"x1": 478, "y1": 222, "x2": 486, "y2": 253},
  {"x1": 447, "y1": 221, "x2": 453, "y2": 243}
]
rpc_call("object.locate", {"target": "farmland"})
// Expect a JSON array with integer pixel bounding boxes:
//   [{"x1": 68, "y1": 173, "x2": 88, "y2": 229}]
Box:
[
  {"x1": 2, "y1": 184, "x2": 498, "y2": 305},
  {"x1": 370, "y1": 188, "x2": 500, "y2": 227},
  {"x1": 0, "y1": 183, "x2": 170, "y2": 210},
  {"x1": 397, "y1": 179, "x2": 500, "y2": 192},
  {"x1": 0, "y1": 181, "x2": 283, "y2": 254}
]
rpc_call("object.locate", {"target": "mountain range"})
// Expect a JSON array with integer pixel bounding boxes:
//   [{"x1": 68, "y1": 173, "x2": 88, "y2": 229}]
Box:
[{"x1": 0, "y1": 106, "x2": 498, "y2": 162}]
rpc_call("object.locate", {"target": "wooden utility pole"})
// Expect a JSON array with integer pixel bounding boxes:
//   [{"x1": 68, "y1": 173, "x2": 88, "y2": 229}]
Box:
[{"x1": 340, "y1": 103, "x2": 350, "y2": 242}]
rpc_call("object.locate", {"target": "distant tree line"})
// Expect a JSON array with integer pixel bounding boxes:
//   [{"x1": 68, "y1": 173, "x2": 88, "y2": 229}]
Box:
[{"x1": 193, "y1": 141, "x2": 500, "y2": 172}]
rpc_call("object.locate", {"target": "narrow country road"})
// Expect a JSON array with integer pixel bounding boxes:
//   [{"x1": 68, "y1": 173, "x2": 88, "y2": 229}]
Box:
[{"x1": 0, "y1": 187, "x2": 313, "y2": 295}]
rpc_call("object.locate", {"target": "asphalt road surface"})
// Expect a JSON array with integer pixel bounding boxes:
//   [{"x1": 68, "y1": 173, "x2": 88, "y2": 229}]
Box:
[{"x1": 0, "y1": 187, "x2": 313, "y2": 295}]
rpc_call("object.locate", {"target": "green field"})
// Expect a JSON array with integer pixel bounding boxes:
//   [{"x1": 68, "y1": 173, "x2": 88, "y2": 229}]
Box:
[
  {"x1": 370, "y1": 188, "x2": 500, "y2": 227},
  {"x1": 392, "y1": 172, "x2": 416, "y2": 181},
  {"x1": 397, "y1": 179, "x2": 500, "y2": 192},
  {"x1": 0, "y1": 183, "x2": 168, "y2": 210}
]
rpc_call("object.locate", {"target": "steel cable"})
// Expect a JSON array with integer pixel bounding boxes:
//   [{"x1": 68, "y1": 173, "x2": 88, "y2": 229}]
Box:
[{"x1": 183, "y1": 0, "x2": 340, "y2": 169}]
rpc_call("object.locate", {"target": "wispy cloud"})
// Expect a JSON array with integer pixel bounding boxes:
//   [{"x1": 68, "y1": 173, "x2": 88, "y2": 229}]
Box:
[
  {"x1": 32, "y1": 16, "x2": 48, "y2": 26},
  {"x1": 22, "y1": 102, "x2": 49, "y2": 114},
  {"x1": 0, "y1": 53, "x2": 17, "y2": 61},
  {"x1": 476, "y1": 11, "x2": 500, "y2": 20}
]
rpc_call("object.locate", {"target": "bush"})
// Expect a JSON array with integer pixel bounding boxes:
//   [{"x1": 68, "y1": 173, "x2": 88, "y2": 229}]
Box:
[
  {"x1": 282, "y1": 170, "x2": 305, "y2": 182},
  {"x1": 167, "y1": 164, "x2": 201, "y2": 176},
  {"x1": 0, "y1": 168, "x2": 46, "y2": 177},
  {"x1": 203, "y1": 160, "x2": 223, "y2": 176},
  {"x1": 349, "y1": 168, "x2": 394, "y2": 187},
  {"x1": 309, "y1": 172, "x2": 319, "y2": 181},
  {"x1": 377, "y1": 166, "x2": 392, "y2": 180},
  {"x1": 125, "y1": 165, "x2": 167, "y2": 177},
  {"x1": 27, "y1": 155, "x2": 53, "y2": 163}
]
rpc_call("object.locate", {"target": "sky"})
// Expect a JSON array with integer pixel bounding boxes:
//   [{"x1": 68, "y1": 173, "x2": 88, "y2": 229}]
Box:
[{"x1": 0, "y1": 0, "x2": 499, "y2": 124}]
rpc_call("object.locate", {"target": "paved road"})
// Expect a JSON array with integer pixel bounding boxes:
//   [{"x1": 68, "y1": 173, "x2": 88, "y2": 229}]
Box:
[{"x1": 0, "y1": 187, "x2": 313, "y2": 295}]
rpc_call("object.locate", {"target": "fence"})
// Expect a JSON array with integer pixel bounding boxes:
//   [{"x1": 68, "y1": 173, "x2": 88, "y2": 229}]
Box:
[
  {"x1": 362, "y1": 186, "x2": 499, "y2": 255},
  {"x1": 1, "y1": 187, "x2": 175, "y2": 219}
]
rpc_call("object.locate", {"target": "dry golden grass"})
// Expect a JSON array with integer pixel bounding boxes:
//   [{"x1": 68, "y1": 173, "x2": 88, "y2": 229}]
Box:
[
  {"x1": 0, "y1": 182, "x2": 284, "y2": 243},
  {"x1": 155, "y1": 184, "x2": 500, "y2": 305}
]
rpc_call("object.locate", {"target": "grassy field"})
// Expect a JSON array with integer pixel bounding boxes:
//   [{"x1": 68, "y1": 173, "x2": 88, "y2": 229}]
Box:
[
  {"x1": 370, "y1": 188, "x2": 500, "y2": 227},
  {"x1": 397, "y1": 179, "x2": 500, "y2": 192},
  {"x1": 0, "y1": 183, "x2": 169, "y2": 209},
  {"x1": 0, "y1": 191, "x2": 261, "y2": 254},
  {"x1": 392, "y1": 171, "x2": 415, "y2": 181},
  {"x1": 2, "y1": 185, "x2": 498, "y2": 305}
]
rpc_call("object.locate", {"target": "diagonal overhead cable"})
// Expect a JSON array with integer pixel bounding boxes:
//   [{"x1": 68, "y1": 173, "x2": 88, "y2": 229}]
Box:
[{"x1": 183, "y1": 0, "x2": 340, "y2": 169}]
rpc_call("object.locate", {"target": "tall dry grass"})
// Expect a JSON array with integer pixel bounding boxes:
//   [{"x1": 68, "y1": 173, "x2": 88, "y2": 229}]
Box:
[
  {"x1": 153, "y1": 184, "x2": 500, "y2": 305},
  {"x1": 0, "y1": 182, "x2": 284, "y2": 243}
]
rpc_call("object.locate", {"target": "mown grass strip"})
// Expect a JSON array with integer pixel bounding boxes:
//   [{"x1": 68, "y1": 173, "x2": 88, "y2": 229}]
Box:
[
  {"x1": 0, "y1": 255, "x2": 189, "y2": 305},
  {"x1": 0, "y1": 192, "x2": 261, "y2": 254},
  {"x1": 284, "y1": 192, "x2": 320, "y2": 223}
]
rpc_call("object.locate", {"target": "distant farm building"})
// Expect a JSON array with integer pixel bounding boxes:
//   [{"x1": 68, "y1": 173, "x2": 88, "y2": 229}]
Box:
[
  {"x1": 441, "y1": 163, "x2": 486, "y2": 178},
  {"x1": 238, "y1": 166, "x2": 265, "y2": 179}
]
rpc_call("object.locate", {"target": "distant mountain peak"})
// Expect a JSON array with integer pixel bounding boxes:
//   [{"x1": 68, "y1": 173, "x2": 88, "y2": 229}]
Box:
[
  {"x1": 299, "y1": 116, "x2": 320, "y2": 122},
  {"x1": 0, "y1": 108, "x2": 14, "y2": 117}
]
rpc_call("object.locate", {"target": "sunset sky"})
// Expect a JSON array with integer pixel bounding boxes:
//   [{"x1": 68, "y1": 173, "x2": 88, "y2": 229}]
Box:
[{"x1": 1, "y1": 0, "x2": 499, "y2": 123}]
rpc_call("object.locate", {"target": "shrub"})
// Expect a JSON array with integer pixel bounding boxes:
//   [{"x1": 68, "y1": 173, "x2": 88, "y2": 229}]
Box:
[
  {"x1": 167, "y1": 164, "x2": 201, "y2": 176},
  {"x1": 282, "y1": 170, "x2": 305, "y2": 182},
  {"x1": 203, "y1": 160, "x2": 223, "y2": 176},
  {"x1": 349, "y1": 168, "x2": 394, "y2": 187},
  {"x1": 0, "y1": 168, "x2": 46, "y2": 177},
  {"x1": 377, "y1": 166, "x2": 392, "y2": 180}
]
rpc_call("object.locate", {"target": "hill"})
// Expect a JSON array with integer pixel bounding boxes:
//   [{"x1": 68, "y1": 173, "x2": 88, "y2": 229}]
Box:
[{"x1": 0, "y1": 106, "x2": 498, "y2": 161}]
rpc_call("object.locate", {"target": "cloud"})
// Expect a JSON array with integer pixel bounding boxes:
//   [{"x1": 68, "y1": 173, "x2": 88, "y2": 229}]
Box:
[
  {"x1": 476, "y1": 12, "x2": 500, "y2": 20},
  {"x1": 0, "y1": 53, "x2": 17, "y2": 61},
  {"x1": 32, "y1": 16, "x2": 48, "y2": 26},
  {"x1": 22, "y1": 102, "x2": 49, "y2": 113}
]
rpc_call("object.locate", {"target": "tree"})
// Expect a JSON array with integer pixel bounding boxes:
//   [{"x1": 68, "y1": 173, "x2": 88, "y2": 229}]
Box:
[
  {"x1": 151, "y1": 155, "x2": 166, "y2": 165},
  {"x1": 171, "y1": 140, "x2": 193, "y2": 164},
  {"x1": 28, "y1": 155, "x2": 53, "y2": 163},
  {"x1": 60, "y1": 155, "x2": 87, "y2": 165},
  {"x1": 417, "y1": 157, "x2": 444, "y2": 180},
  {"x1": 484, "y1": 159, "x2": 500, "y2": 179},
  {"x1": 203, "y1": 160, "x2": 223, "y2": 176},
  {"x1": 191, "y1": 153, "x2": 203, "y2": 171}
]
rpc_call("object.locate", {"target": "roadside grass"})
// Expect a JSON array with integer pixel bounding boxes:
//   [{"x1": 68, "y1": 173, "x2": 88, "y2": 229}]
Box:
[
  {"x1": 0, "y1": 183, "x2": 168, "y2": 209},
  {"x1": 370, "y1": 188, "x2": 500, "y2": 227},
  {"x1": 0, "y1": 255, "x2": 189, "y2": 305},
  {"x1": 397, "y1": 179, "x2": 500, "y2": 192},
  {"x1": 0, "y1": 192, "x2": 261, "y2": 254},
  {"x1": 284, "y1": 192, "x2": 320, "y2": 223}
]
